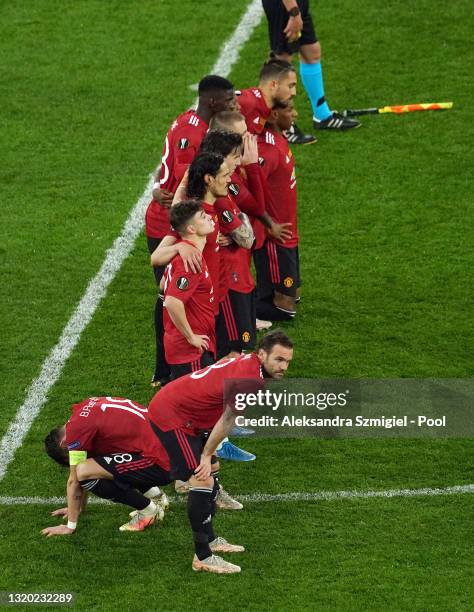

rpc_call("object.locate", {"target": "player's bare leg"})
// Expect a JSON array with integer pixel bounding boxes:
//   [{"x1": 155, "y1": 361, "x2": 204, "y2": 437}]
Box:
[{"x1": 274, "y1": 291, "x2": 297, "y2": 318}]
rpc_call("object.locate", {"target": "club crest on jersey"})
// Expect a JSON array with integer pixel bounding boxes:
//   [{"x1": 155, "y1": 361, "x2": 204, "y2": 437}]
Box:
[
  {"x1": 67, "y1": 440, "x2": 81, "y2": 450},
  {"x1": 242, "y1": 331, "x2": 251, "y2": 343},
  {"x1": 258, "y1": 156, "x2": 265, "y2": 167},
  {"x1": 228, "y1": 183, "x2": 240, "y2": 197},
  {"x1": 283, "y1": 276, "x2": 294, "y2": 288},
  {"x1": 221, "y1": 210, "x2": 233, "y2": 223},
  {"x1": 178, "y1": 138, "x2": 189, "y2": 150},
  {"x1": 176, "y1": 277, "x2": 189, "y2": 290}
]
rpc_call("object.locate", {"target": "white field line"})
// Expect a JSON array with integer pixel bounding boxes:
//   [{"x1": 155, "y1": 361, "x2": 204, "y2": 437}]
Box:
[
  {"x1": 208, "y1": 0, "x2": 263, "y2": 78},
  {"x1": 0, "y1": 1, "x2": 263, "y2": 484},
  {"x1": 0, "y1": 484, "x2": 473, "y2": 506}
]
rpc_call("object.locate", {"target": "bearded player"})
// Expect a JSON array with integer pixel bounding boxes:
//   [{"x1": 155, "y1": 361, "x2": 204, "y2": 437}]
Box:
[
  {"x1": 42, "y1": 396, "x2": 172, "y2": 536},
  {"x1": 237, "y1": 57, "x2": 297, "y2": 135},
  {"x1": 147, "y1": 330, "x2": 294, "y2": 574}
]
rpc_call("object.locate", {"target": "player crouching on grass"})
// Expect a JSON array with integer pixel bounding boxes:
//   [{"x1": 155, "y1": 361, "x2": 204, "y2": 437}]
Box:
[
  {"x1": 147, "y1": 330, "x2": 294, "y2": 573},
  {"x1": 42, "y1": 396, "x2": 172, "y2": 537}
]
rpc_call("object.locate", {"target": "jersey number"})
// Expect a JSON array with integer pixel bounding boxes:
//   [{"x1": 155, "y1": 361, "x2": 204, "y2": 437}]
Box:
[
  {"x1": 100, "y1": 397, "x2": 148, "y2": 421},
  {"x1": 190, "y1": 355, "x2": 251, "y2": 379}
]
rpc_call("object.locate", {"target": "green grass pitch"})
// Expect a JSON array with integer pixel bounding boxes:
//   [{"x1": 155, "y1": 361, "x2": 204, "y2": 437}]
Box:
[{"x1": 0, "y1": 0, "x2": 473, "y2": 610}]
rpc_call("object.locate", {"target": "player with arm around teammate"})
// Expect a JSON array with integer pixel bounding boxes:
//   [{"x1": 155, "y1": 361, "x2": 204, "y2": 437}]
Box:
[{"x1": 162, "y1": 200, "x2": 217, "y2": 379}]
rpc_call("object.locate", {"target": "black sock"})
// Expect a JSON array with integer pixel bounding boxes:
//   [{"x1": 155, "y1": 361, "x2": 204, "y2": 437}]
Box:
[
  {"x1": 80, "y1": 479, "x2": 149, "y2": 511},
  {"x1": 187, "y1": 486, "x2": 213, "y2": 560},
  {"x1": 153, "y1": 294, "x2": 171, "y2": 380},
  {"x1": 206, "y1": 477, "x2": 220, "y2": 542},
  {"x1": 256, "y1": 299, "x2": 295, "y2": 321}
]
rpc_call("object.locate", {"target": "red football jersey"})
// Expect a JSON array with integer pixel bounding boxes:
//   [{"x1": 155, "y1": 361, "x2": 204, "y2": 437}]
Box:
[
  {"x1": 167, "y1": 201, "x2": 221, "y2": 313},
  {"x1": 65, "y1": 396, "x2": 170, "y2": 469},
  {"x1": 257, "y1": 128, "x2": 298, "y2": 248},
  {"x1": 145, "y1": 110, "x2": 208, "y2": 238},
  {"x1": 148, "y1": 353, "x2": 265, "y2": 434},
  {"x1": 163, "y1": 241, "x2": 215, "y2": 364},
  {"x1": 202, "y1": 202, "x2": 221, "y2": 313},
  {"x1": 215, "y1": 196, "x2": 242, "y2": 300},
  {"x1": 216, "y1": 196, "x2": 254, "y2": 295},
  {"x1": 237, "y1": 88, "x2": 271, "y2": 135},
  {"x1": 228, "y1": 164, "x2": 266, "y2": 219}
]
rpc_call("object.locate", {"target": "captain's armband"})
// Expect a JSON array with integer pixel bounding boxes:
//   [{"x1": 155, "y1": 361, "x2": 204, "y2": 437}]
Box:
[{"x1": 69, "y1": 450, "x2": 87, "y2": 466}]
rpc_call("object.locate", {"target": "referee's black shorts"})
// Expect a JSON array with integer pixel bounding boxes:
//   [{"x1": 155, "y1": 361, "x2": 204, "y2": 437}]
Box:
[
  {"x1": 254, "y1": 241, "x2": 301, "y2": 299},
  {"x1": 95, "y1": 453, "x2": 172, "y2": 490},
  {"x1": 262, "y1": 0, "x2": 318, "y2": 56}
]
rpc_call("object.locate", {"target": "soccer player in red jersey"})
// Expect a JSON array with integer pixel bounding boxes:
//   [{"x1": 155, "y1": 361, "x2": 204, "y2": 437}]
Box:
[
  {"x1": 254, "y1": 99, "x2": 301, "y2": 321},
  {"x1": 237, "y1": 57, "x2": 297, "y2": 135},
  {"x1": 208, "y1": 110, "x2": 293, "y2": 246},
  {"x1": 162, "y1": 200, "x2": 217, "y2": 379},
  {"x1": 42, "y1": 397, "x2": 172, "y2": 537},
  {"x1": 145, "y1": 76, "x2": 236, "y2": 388},
  {"x1": 150, "y1": 152, "x2": 234, "y2": 314},
  {"x1": 199, "y1": 129, "x2": 259, "y2": 358},
  {"x1": 147, "y1": 330, "x2": 294, "y2": 573},
  {"x1": 151, "y1": 152, "x2": 255, "y2": 491}
]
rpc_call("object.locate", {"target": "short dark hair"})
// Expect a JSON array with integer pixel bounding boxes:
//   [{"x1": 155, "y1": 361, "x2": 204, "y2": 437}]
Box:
[
  {"x1": 257, "y1": 329, "x2": 294, "y2": 353},
  {"x1": 169, "y1": 199, "x2": 203, "y2": 235},
  {"x1": 259, "y1": 58, "x2": 295, "y2": 83},
  {"x1": 198, "y1": 75, "x2": 234, "y2": 96},
  {"x1": 200, "y1": 130, "x2": 243, "y2": 158},
  {"x1": 208, "y1": 110, "x2": 245, "y2": 131},
  {"x1": 186, "y1": 151, "x2": 225, "y2": 200},
  {"x1": 44, "y1": 427, "x2": 68, "y2": 467}
]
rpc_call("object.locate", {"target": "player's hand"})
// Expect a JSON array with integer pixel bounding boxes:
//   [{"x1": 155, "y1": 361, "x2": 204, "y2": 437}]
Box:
[
  {"x1": 172, "y1": 169, "x2": 189, "y2": 206},
  {"x1": 41, "y1": 525, "x2": 75, "y2": 537},
  {"x1": 218, "y1": 233, "x2": 233, "y2": 247},
  {"x1": 176, "y1": 242, "x2": 202, "y2": 273},
  {"x1": 188, "y1": 334, "x2": 210, "y2": 352},
  {"x1": 154, "y1": 188, "x2": 174, "y2": 208},
  {"x1": 284, "y1": 15, "x2": 303, "y2": 42},
  {"x1": 241, "y1": 133, "x2": 258, "y2": 166},
  {"x1": 194, "y1": 455, "x2": 212, "y2": 480},
  {"x1": 268, "y1": 222, "x2": 292, "y2": 244},
  {"x1": 50, "y1": 507, "x2": 68, "y2": 518}
]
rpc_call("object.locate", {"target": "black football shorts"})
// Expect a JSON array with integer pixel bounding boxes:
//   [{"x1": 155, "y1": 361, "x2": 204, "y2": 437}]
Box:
[
  {"x1": 254, "y1": 241, "x2": 301, "y2": 299},
  {"x1": 262, "y1": 0, "x2": 318, "y2": 55},
  {"x1": 217, "y1": 289, "x2": 256, "y2": 357},
  {"x1": 95, "y1": 453, "x2": 172, "y2": 490}
]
